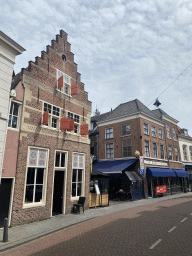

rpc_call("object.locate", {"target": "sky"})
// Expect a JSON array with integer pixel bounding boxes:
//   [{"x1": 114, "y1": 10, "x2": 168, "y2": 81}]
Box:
[{"x1": 1, "y1": 0, "x2": 192, "y2": 135}]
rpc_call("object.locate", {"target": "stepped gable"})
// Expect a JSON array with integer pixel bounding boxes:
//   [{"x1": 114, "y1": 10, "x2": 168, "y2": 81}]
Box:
[{"x1": 101, "y1": 99, "x2": 158, "y2": 122}]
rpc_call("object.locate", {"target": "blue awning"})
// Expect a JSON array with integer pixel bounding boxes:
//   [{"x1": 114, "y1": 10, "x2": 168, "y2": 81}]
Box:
[
  {"x1": 173, "y1": 169, "x2": 189, "y2": 178},
  {"x1": 93, "y1": 158, "x2": 138, "y2": 174},
  {"x1": 146, "y1": 167, "x2": 176, "y2": 177}
]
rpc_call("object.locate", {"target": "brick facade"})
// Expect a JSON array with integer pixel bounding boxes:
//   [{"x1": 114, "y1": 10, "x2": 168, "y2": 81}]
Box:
[{"x1": 11, "y1": 30, "x2": 92, "y2": 226}]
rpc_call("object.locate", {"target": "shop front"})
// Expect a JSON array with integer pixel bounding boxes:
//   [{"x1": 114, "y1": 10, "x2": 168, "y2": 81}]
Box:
[{"x1": 146, "y1": 167, "x2": 189, "y2": 197}]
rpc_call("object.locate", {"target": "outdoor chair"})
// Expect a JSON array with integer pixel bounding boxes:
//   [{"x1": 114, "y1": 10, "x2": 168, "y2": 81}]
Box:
[{"x1": 73, "y1": 197, "x2": 86, "y2": 214}]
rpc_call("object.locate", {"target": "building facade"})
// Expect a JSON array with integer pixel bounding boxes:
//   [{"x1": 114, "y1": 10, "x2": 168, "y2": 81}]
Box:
[
  {"x1": 0, "y1": 32, "x2": 25, "y2": 227},
  {"x1": 8, "y1": 30, "x2": 91, "y2": 226},
  {"x1": 90, "y1": 99, "x2": 183, "y2": 198}
]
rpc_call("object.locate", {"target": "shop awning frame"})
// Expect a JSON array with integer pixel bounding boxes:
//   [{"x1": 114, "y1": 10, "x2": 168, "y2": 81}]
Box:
[
  {"x1": 146, "y1": 167, "x2": 176, "y2": 177},
  {"x1": 124, "y1": 171, "x2": 142, "y2": 181},
  {"x1": 93, "y1": 158, "x2": 138, "y2": 174},
  {"x1": 173, "y1": 169, "x2": 189, "y2": 178}
]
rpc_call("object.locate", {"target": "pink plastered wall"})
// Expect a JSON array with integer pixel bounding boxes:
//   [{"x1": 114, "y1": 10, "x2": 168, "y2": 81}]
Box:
[{"x1": 2, "y1": 81, "x2": 24, "y2": 177}]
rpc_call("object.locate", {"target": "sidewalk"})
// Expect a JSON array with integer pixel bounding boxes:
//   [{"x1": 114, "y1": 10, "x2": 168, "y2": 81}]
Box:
[{"x1": 1, "y1": 192, "x2": 192, "y2": 252}]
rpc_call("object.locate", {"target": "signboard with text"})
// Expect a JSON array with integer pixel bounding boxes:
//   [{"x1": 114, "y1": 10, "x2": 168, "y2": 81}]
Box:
[
  {"x1": 156, "y1": 185, "x2": 167, "y2": 194},
  {"x1": 139, "y1": 156, "x2": 144, "y2": 170}
]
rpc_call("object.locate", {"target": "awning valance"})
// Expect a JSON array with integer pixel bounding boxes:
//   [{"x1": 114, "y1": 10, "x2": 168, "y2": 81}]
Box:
[
  {"x1": 146, "y1": 167, "x2": 176, "y2": 177},
  {"x1": 125, "y1": 171, "x2": 142, "y2": 181},
  {"x1": 173, "y1": 169, "x2": 189, "y2": 178},
  {"x1": 93, "y1": 158, "x2": 137, "y2": 174}
]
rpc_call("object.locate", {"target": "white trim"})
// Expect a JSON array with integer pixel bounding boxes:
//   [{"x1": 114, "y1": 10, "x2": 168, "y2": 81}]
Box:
[
  {"x1": 105, "y1": 127, "x2": 113, "y2": 139},
  {"x1": 51, "y1": 150, "x2": 68, "y2": 216},
  {"x1": 23, "y1": 146, "x2": 49, "y2": 209},
  {"x1": 97, "y1": 112, "x2": 164, "y2": 127},
  {"x1": 105, "y1": 142, "x2": 114, "y2": 159},
  {"x1": 71, "y1": 152, "x2": 85, "y2": 199},
  {"x1": 163, "y1": 115, "x2": 179, "y2": 125}
]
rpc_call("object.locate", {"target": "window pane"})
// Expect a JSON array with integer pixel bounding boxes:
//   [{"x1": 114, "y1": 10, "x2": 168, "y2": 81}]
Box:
[
  {"x1": 27, "y1": 168, "x2": 35, "y2": 184},
  {"x1": 52, "y1": 118, "x2": 57, "y2": 128},
  {"x1": 74, "y1": 124, "x2": 78, "y2": 133},
  {"x1": 8, "y1": 115, "x2": 12, "y2": 127},
  {"x1": 25, "y1": 185, "x2": 34, "y2": 203},
  {"x1": 34, "y1": 185, "x2": 43, "y2": 202},
  {"x1": 36, "y1": 168, "x2": 44, "y2": 184},
  {"x1": 72, "y1": 183, "x2": 76, "y2": 197},
  {"x1": 78, "y1": 170, "x2": 82, "y2": 182},
  {"x1": 72, "y1": 169, "x2": 77, "y2": 182},
  {"x1": 77, "y1": 183, "x2": 82, "y2": 196},
  {"x1": 55, "y1": 152, "x2": 60, "y2": 167},
  {"x1": 53, "y1": 106, "x2": 56, "y2": 115},
  {"x1": 12, "y1": 116, "x2": 18, "y2": 128},
  {"x1": 44, "y1": 103, "x2": 47, "y2": 112},
  {"x1": 13, "y1": 103, "x2": 19, "y2": 116},
  {"x1": 61, "y1": 153, "x2": 65, "y2": 167}
]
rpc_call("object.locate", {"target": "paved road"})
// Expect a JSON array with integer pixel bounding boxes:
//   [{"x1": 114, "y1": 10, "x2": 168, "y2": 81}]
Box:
[{"x1": 2, "y1": 196, "x2": 192, "y2": 256}]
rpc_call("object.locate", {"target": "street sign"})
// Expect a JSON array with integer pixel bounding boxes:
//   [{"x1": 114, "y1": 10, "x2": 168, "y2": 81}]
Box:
[
  {"x1": 139, "y1": 156, "x2": 144, "y2": 170},
  {"x1": 140, "y1": 169, "x2": 143, "y2": 175}
]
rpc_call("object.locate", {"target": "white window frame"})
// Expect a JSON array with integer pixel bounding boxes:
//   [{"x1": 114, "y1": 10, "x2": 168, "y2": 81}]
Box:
[
  {"x1": 23, "y1": 146, "x2": 49, "y2": 208},
  {"x1": 67, "y1": 111, "x2": 80, "y2": 135},
  {"x1": 145, "y1": 140, "x2": 150, "y2": 157},
  {"x1": 57, "y1": 69, "x2": 71, "y2": 96},
  {"x1": 175, "y1": 147, "x2": 179, "y2": 161},
  {"x1": 106, "y1": 143, "x2": 114, "y2": 159},
  {"x1": 153, "y1": 142, "x2": 158, "y2": 158},
  {"x1": 183, "y1": 145, "x2": 188, "y2": 161},
  {"x1": 172, "y1": 127, "x2": 177, "y2": 140},
  {"x1": 105, "y1": 127, "x2": 113, "y2": 139},
  {"x1": 160, "y1": 144, "x2": 164, "y2": 159},
  {"x1": 8, "y1": 100, "x2": 22, "y2": 130},
  {"x1": 143, "y1": 123, "x2": 149, "y2": 135},
  {"x1": 151, "y1": 126, "x2": 156, "y2": 137},
  {"x1": 42, "y1": 102, "x2": 60, "y2": 130},
  {"x1": 158, "y1": 128, "x2": 163, "y2": 140},
  {"x1": 121, "y1": 123, "x2": 131, "y2": 136},
  {"x1": 166, "y1": 124, "x2": 171, "y2": 139},
  {"x1": 71, "y1": 153, "x2": 85, "y2": 199},
  {"x1": 168, "y1": 145, "x2": 173, "y2": 160}
]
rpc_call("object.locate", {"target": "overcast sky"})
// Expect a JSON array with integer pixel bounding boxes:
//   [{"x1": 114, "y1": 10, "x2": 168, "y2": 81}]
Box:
[{"x1": 2, "y1": 0, "x2": 192, "y2": 134}]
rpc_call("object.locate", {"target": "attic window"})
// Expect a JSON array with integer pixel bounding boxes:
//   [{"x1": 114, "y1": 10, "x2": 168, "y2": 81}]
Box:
[{"x1": 57, "y1": 69, "x2": 71, "y2": 95}]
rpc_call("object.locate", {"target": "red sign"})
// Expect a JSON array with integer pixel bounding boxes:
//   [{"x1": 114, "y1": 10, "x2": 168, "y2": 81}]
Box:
[{"x1": 156, "y1": 185, "x2": 167, "y2": 194}]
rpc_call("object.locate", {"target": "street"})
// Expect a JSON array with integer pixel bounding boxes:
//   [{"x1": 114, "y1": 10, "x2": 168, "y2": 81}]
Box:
[{"x1": 1, "y1": 196, "x2": 192, "y2": 256}]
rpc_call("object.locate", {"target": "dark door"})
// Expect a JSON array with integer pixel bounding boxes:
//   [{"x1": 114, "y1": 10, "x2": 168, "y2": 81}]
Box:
[
  {"x1": 131, "y1": 181, "x2": 145, "y2": 201},
  {"x1": 0, "y1": 179, "x2": 12, "y2": 227},
  {"x1": 147, "y1": 178, "x2": 152, "y2": 197},
  {"x1": 52, "y1": 171, "x2": 64, "y2": 215}
]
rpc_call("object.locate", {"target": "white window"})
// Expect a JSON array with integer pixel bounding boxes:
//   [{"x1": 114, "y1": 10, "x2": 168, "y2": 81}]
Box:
[
  {"x1": 72, "y1": 154, "x2": 84, "y2": 197},
  {"x1": 68, "y1": 111, "x2": 80, "y2": 134},
  {"x1": 105, "y1": 127, "x2": 113, "y2": 139},
  {"x1": 55, "y1": 152, "x2": 66, "y2": 168},
  {"x1": 145, "y1": 141, "x2": 150, "y2": 157},
  {"x1": 160, "y1": 144, "x2": 164, "y2": 159},
  {"x1": 25, "y1": 148, "x2": 48, "y2": 205},
  {"x1": 158, "y1": 128, "x2": 163, "y2": 140},
  {"x1": 166, "y1": 124, "x2": 171, "y2": 139},
  {"x1": 122, "y1": 140, "x2": 132, "y2": 157},
  {"x1": 8, "y1": 101, "x2": 20, "y2": 129},
  {"x1": 143, "y1": 123, "x2": 149, "y2": 135},
  {"x1": 153, "y1": 142, "x2": 158, "y2": 158},
  {"x1": 151, "y1": 126, "x2": 156, "y2": 137},
  {"x1": 168, "y1": 145, "x2": 172, "y2": 160},
  {"x1": 57, "y1": 69, "x2": 71, "y2": 95},
  {"x1": 122, "y1": 123, "x2": 131, "y2": 136},
  {"x1": 183, "y1": 145, "x2": 188, "y2": 161},
  {"x1": 175, "y1": 147, "x2": 179, "y2": 161},
  {"x1": 43, "y1": 102, "x2": 60, "y2": 129},
  {"x1": 173, "y1": 127, "x2": 177, "y2": 140},
  {"x1": 189, "y1": 146, "x2": 192, "y2": 161},
  {"x1": 106, "y1": 143, "x2": 114, "y2": 159}
]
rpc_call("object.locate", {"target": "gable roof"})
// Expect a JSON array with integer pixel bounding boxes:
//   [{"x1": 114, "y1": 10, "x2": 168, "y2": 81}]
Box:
[
  {"x1": 11, "y1": 72, "x2": 21, "y2": 90},
  {"x1": 152, "y1": 108, "x2": 178, "y2": 123},
  {"x1": 97, "y1": 99, "x2": 158, "y2": 123}
]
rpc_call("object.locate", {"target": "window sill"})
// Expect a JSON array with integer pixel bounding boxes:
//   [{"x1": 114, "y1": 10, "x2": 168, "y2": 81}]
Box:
[
  {"x1": 41, "y1": 125, "x2": 60, "y2": 131},
  {"x1": 23, "y1": 202, "x2": 46, "y2": 209},
  {"x1": 7, "y1": 127, "x2": 19, "y2": 131},
  {"x1": 121, "y1": 134, "x2": 132, "y2": 137},
  {"x1": 143, "y1": 133, "x2": 149, "y2": 136},
  {"x1": 55, "y1": 89, "x2": 72, "y2": 97},
  {"x1": 71, "y1": 196, "x2": 81, "y2": 201}
]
